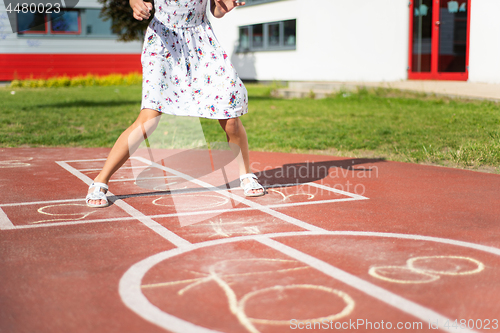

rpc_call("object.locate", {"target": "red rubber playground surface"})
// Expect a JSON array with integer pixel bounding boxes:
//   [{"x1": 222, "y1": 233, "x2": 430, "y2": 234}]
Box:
[{"x1": 1, "y1": 147, "x2": 500, "y2": 333}]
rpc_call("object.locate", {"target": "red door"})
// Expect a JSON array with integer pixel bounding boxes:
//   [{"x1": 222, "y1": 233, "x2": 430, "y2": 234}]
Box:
[{"x1": 408, "y1": 0, "x2": 471, "y2": 80}]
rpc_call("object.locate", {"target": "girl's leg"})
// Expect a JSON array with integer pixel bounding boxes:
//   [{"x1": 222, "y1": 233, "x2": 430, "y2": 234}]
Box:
[
  {"x1": 218, "y1": 117, "x2": 264, "y2": 195},
  {"x1": 87, "y1": 108, "x2": 162, "y2": 206}
]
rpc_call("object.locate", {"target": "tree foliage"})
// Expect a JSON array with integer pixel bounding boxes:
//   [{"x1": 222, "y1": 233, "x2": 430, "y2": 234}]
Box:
[{"x1": 97, "y1": 0, "x2": 155, "y2": 42}]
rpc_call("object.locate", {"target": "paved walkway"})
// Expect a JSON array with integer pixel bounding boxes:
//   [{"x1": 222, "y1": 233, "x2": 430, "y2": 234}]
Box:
[{"x1": 275, "y1": 80, "x2": 500, "y2": 102}]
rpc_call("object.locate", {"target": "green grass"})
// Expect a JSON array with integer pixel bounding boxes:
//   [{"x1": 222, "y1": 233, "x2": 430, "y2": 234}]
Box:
[{"x1": 1, "y1": 84, "x2": 499, "y2": 173}]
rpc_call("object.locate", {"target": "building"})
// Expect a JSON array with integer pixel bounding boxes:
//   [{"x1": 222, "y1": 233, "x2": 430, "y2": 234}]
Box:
[
  {"x1": 2, "y1": 0, "x2": 499, "y2": 84},
  {"x1": 209, "y1": 0, "x2": 500, "y2": 84},
  {"x1": 0, "y1": 0, "x2": 142, "y2": 81}
]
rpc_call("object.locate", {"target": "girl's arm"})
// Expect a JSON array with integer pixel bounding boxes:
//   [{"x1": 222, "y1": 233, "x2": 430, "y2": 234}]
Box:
[
  {"x1": 210, "y1": 0, "x2": 245, "y2": 18},
  {"x1": 130, "y1": 0, "x2": 152, "y2": 21}
]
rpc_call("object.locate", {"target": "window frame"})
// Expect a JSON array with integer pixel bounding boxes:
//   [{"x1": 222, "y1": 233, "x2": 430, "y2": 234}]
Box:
[
  {"x1": 16, "y1": 8, "x2": 117, "y2": 39},
  {"x1": 237, "y1": 19, "x2": 296, "y2": 53},
  {"x1": 17, "y1": 11, "x2": 49, "y2": 35},
  {"x1": 49, "y1": 9, "x2": 81, "y2": 35}
]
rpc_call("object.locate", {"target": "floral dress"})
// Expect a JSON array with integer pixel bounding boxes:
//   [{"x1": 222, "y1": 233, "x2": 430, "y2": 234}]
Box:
[{"x1": 140, "y1": 0, "x2": 248, "y2": 119}]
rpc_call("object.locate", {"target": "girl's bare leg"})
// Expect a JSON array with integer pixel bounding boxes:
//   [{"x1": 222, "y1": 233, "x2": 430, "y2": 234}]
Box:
[
  {"x1": 87, "y1": 108, "x2": 162, "y2": 205},
  {"x1": 218, "y1": 117, "x2": 264, "y2": 195}
]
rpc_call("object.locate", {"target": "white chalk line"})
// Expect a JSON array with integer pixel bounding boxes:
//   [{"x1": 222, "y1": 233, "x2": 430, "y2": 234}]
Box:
[
  {"x1": 141, "y1": 259, "x2": 310, "y2": 290},
  {"x1": 0, "y1": 193, "x2": 361, "y2": 230},
  {"x1": 109, "y1": 175, "x2": 180, "y2": 182},
  {"x1": 0, "y1": 207, "x2": 15, "y2": 230},
  {"x1": 0, "y1": 157, "x2": 33, "y2": 168},
  {"x1": 56, "y1": 161, "x2": 191, "y2": 248},
  {"x1": 240, "y1": 284, "x2": 355, "y2": 326},
  {"x1": 0, "y1": 187, "x2": 236, "y2": 208},
  {"x1": 11, "y1": 216, "x2": 139, "y2": 229},
  {"x1": 132, "y1": 156, "x2": 327, "y2": 233},
  {"x1": 120, "y1": 230, "x2": 500, "y2": 333},
  {"x1": 0, "y1": 198, "x2": 84, "y2": 208},
  {"x1": 268, "y1": 189, "x2": 315, "y2": 202},
  {"x1": 2, "y1": 198, "x2": 361, "y2": 229},
  {"x1": 141, "y1": 258, "x2": 346, "y2": 333},
  {"x1": 369, "y1": 256, "x2": 485, "y2": 284},
  {"x1": 152, "y1": 194, "x2": 230, "y2": 210},
  {"x1": 1, "y1": 156, "x2": 364, "y2": 228},
  {"x1": 207, "y1": 218, "x2": 261, "y2": 238},
  {"x1": 62, "y1": 158, "x2": 108, "y2": 163},
  {"x1": 257, "y1": 238, "x2": 477, "y2": 333},
  {"x1": 0, "y1": 190, "x2": 359, "y2": 210},
  {"x1": 78, "y1": 166, "x2": 149, "y2": 172},
  {"x1": 307, "y1": 182, "x2": 368, "y2": 201},
  {"x1": 369, "y1": 266, "x2": 441, "y2": 284},
  {"x1": 408, "y1": 256, "x2": 485, "y2": 276},
  {"x1": 119, "y1": 246, "x2": 224, "y2": 333},
  {"x1": 31, "y1": 203, "x2": 98, "y2": 224}
]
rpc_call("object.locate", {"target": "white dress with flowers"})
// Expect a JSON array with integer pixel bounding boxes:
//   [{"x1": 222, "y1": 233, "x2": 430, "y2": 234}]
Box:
[{"x1": 140, "y1": 0, "x2": 248, "y2": 119}]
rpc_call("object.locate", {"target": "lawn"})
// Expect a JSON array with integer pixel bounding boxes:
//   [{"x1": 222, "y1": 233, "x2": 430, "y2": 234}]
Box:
[{"x1": 1, "y1": 84, "x2": 499, "y2": 173}]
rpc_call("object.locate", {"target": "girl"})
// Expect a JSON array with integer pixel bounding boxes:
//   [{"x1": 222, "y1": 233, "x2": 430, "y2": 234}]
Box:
[{"x1": 86, "y1": 0, "x2": 265, "y2": 207}]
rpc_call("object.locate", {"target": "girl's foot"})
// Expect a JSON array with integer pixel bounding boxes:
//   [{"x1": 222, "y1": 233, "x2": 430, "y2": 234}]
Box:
[
  {"x1": 240, "y1": 173, "x2": 265, "y2": 197},
  {"x1": 86, "y1": 182, "x2": 109, "y2": 207}
]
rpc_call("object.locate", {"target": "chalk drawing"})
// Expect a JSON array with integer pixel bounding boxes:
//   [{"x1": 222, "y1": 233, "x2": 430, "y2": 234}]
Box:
[
  {"x1": 79, "y1": 166, "x2": 146, "y2": 172},
  {"x1": 368, "y1": 266, "x2": 440, "y2": 284},
  {"x1": 369, "y1": 255, "x2": 485, "y2": 284},
  {"x1": 206, "y1": 218, "x2": 262, "y2": 238},
  {"x1": 152, "y1": 183, "x2": 189, "y2": 191},
  {"x1": 121, "y1": 232, "x2": 496, "y2": 333},
  {"x1": 185, "y1": 216, "x2": 280, "y2": 239},
  {"x1": 110, "y1": 175, "x2": 179, "y2": 183},
  {"x1": 268, "y1": 188, "x2": 315, "y2": 202},
  {"x1": 142, "y1": 259, "x2": 308, "y2": 291},
  {"x1": 0, "y1": 157, "x2": 33, "y2": 168},
  {"x1": 153, "y1": 194, "x2": 229, "y2": 210},
  {"x1": 32, "y1": 204, "x2": 97, "y2": 224},
  {"x1": 408, "y1": 255, "x2": 485, "y2": 276},
  {"x1": 240, "y1": 284, "x2": 354, "y2": 326},
  {"x1": 141, "y1": 258, "x2": 354, "y2": 333}
]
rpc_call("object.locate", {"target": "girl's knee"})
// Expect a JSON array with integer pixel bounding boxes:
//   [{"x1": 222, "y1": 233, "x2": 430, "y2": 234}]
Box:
[
  {"x1": 223, "y1": 118, "x2": 241, "y2": 136},
  {"x1": 132, "y1": 109, "x2": 161, "y2": 136}
]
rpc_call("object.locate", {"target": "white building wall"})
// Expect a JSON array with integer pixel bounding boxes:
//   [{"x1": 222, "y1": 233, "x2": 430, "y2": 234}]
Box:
[
  {"x1": 209, "y1": 0, "x2": 409, "y2": 82},
  {"x1": 468, "y1": 0, "x2": 500, "y2": 84}
]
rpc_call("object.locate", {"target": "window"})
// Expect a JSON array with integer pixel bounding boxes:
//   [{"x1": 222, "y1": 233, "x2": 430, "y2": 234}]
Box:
[
  {"x1": 50, "y1": 10, "x2": 80, "y2": 34},
  {"x1": 252, "y1": 23, "x2": 264, "y2": 49},
  {"x1": 17, "y1": 8, "x2": 115, "y2": 37},
  {"x1": 237, "y1": 19, "x2": 296, "y2": 52},
  {"x1": 85, "y1": 9, "x2": 113, "y2": 36},
  {"x1": 268, "y1": 23, "x2": 280, "y2": 47},
  {"x1": 238, "y1": 26, "x2": 250, "y2": 50},
  {"x1": 17, "y1": 12, "x2": 48, "y2": 34},
  {"x1": 283, "y1": 19, "x2": 296, "y2": 47}
]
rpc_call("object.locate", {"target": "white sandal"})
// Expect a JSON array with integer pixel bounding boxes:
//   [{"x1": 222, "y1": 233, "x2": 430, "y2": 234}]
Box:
[
  {"x1": 86, "y1": 182, "x2": 109, "y2": 208},
  {"x1": 240, "y1": 173, "x2": 265, "y2": 197}
]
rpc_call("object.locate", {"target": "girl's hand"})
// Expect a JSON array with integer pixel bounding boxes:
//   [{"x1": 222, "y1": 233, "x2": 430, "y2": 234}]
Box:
[
  {"x1": 211, "y1": 0, "x2": 245, "y2": 18},
  {"x1": 131, "y1": 0, "x2": 152, "y2": 21}
]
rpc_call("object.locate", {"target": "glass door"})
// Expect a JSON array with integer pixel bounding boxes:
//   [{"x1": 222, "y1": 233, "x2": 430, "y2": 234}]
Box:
[{"x1": 408, "y1": 0, "x2": 470, "y2": 80}]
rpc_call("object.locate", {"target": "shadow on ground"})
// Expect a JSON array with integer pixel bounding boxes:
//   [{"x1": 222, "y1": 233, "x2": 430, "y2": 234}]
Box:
[
  {"x1": 34, "y1": 100, "x2": 139, "y2": 109},
  {"x1": 232, "y1": 158, "x2": 386, "y2": 188}
]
